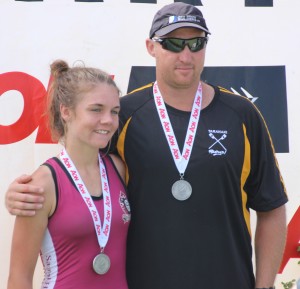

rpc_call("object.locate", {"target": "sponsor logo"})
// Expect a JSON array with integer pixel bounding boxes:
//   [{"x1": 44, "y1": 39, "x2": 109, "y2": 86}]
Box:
[
  {"x1": 231, "y1": 87, "x2": 258, "y2": 103},
  {"x1": 119, "y1": 191, "x2": 131, "y2": 223}
]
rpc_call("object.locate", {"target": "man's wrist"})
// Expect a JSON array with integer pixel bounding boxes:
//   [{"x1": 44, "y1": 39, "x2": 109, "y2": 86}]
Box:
[{"x1": 255, "y1": 287, "x2": 275, "y2": 289}]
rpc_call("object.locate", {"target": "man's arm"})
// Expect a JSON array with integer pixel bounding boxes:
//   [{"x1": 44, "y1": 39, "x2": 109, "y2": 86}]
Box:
[
  {"x1": 5, "y1": 174, "x2": 45, "y2": 216},
  {"x1": 255, "y1": 205, "x2": 287, "y2": 288}
]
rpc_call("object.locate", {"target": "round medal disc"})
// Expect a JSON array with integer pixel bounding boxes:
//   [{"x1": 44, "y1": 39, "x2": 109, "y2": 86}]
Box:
[
  {"x1": 93, "y1": 253, "x2": 111, "y2": 275},
  {"x1": 171, "y1": 179, "x2": 192, "y2": 201}
]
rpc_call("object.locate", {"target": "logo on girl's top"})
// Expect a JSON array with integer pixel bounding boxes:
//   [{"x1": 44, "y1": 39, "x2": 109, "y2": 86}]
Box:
[{"x1": 119, "y1": 191, "x2": 131, "y2": 223}]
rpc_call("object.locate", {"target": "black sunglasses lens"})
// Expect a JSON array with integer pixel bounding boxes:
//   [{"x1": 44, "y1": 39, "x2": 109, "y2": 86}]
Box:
[
  {"x1": 186, "y1": 38, "x2": 206, "y2": 52},
  {"x1": 162, "y1": 38, "x2": 206, "y2": 53},
  {"x1": 162, "y1": 39, "x2": 184, "y2": 52}
]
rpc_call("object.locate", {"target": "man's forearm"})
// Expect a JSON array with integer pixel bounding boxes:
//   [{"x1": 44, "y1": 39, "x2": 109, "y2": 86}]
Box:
[{"x1": 255, "y1": 205, "x2": 287, "y2": 288}]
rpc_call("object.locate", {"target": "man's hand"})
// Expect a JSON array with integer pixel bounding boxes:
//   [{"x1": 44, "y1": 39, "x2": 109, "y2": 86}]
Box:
[{"x1": 5, "y1": 175, "x2": 45, "y2": 216}]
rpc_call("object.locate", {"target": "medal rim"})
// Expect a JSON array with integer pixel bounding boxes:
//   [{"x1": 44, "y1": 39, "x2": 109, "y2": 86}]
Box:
[
  {"x1": 93, "y1": 253, "x2": 111, "y2": 275},
  {"x1": 171, "y1": 179, "x2": 192, "y2": 201}
]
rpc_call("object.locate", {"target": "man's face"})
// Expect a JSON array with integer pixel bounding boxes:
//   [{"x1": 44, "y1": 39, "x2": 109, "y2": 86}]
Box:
[{"x1": 148, "y1": 27, "x2": 207, "y2": 89}]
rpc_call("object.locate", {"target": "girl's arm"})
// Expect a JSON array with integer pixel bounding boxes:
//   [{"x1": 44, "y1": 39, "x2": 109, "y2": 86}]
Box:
[{"x1": 7, "y1": 165, "x2": 55, "y2": 289}]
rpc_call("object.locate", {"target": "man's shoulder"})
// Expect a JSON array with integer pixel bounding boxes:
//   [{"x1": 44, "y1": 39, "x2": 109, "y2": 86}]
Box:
[
  {"x1": 215, "y1": 85, "x2": 264, "y2": 127},
  {"x1": 120, "y1": 83, "x2": 154, "y2": 115},
  {"x1": 121, "y1": 83, "x2": 153, "y2": 101},
  {"x1": 216, "y1": 85, "x2": 256, "y2": 110}
]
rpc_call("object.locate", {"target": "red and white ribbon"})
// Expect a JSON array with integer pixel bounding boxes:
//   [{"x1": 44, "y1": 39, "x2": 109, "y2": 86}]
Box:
[
  {"x1": 153, "y1": 81, "x2": 202, "y2": 176},
  {"x1": 60, "y1": 149, "x2": 112, "y2": 251}
]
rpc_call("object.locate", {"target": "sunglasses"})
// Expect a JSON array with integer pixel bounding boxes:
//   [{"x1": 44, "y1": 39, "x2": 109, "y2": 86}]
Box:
[{"x1": 152, "y1": 36, "x2": 208, "y2": 53}]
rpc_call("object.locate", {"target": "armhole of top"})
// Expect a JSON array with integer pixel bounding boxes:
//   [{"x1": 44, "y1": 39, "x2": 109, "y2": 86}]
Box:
[
  {"x1": 42, "y1": 162, "x2": 59, "y2": 218},
  {"x1": 103, "y1": 153, "x2": 128, "y2": 196}
]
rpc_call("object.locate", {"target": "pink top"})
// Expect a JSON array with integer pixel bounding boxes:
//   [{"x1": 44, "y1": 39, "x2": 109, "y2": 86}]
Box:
[{"x1": 40, "y1": 155, "x2": 130, "y2": 289}]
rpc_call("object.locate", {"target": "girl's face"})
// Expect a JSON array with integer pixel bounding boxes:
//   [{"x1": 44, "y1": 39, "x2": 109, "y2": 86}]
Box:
[{"x1": 62, "y1": 83, "x2": 120, "y2": 150}]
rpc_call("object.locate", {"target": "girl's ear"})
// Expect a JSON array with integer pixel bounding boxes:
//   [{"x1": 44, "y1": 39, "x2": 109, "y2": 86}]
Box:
[{"x1": 60, "y1": 104, "x2": 72, "y2": 122}]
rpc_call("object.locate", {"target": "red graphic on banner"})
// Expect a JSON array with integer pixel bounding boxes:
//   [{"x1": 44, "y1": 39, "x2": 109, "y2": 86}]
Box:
[
  {"x1": 0, "y1": 72, "x2": 54, "y2": 144},
  {"x1": 278, "y1": 206, "x2": 300, "y2": 273},
  {"x1": 0, "y1": 72, "x2": 116, "y2": 145}
]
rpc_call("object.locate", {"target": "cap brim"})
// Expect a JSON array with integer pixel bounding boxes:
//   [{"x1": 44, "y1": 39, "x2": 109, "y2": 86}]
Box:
[{"x1": 155, "y1": 22, "x2": 211, "y2": 37}]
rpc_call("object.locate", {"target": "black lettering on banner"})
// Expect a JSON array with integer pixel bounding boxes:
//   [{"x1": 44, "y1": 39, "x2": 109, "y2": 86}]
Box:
[
  {"x1": 245, "y1": 0, "x2": 273, "y2": 7},
  {"x1": 127, "y1": 66, "x2": 289, "y2": 153},
  {"x1": 130, "y1": 0, "x2": 202, "y2": 3},
  {"x1": 130, "y1": 0, "x2": 157, "y2": 3},
  {"x1": 13, "y1": 0, "x2": 273, "y2": 5},
  {"x1": 75, "y1": 0, "x2": 103, "y2": 2},
  {"x1": 174, "y1": 0, "x2": 202, "y2": 4}
]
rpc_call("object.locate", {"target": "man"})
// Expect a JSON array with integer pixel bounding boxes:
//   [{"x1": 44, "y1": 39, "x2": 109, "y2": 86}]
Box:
[{"x1": 5, "y1": 3, "x2": 287, "y2": 289}]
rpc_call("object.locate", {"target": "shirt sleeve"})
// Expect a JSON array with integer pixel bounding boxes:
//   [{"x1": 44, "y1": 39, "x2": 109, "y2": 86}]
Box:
[{"x1": 243, "y1": 102, "x2": 288, "y2": 211}]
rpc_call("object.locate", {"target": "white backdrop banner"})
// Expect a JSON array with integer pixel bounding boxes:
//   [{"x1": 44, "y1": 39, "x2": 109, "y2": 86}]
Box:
[{"x1": 0, "y1": 0, "x2": 299, "y2": 288}]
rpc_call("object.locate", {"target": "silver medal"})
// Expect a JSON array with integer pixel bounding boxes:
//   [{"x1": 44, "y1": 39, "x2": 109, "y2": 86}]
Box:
[
  {"x1": 171, "y1": 179, "x2": 192, "y2": 201},
  {"x1": 93, "y1": 253, "x2": 111, "y2": 275}
]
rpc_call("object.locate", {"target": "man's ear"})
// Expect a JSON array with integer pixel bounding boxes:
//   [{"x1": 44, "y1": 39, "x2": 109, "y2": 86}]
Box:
[{"x1": 146, "y1": 38, "x2": 156, "y2": 57}]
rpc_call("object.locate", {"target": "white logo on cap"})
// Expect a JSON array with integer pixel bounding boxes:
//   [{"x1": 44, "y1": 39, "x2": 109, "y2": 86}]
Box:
[{"x1": 168, "y1": 15, "x2": 199, "y2": 24}]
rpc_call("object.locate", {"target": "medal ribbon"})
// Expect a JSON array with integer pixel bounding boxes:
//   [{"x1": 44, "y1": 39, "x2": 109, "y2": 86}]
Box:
[
  {"x1": 153, "y1": 81, "x2": 202, "y2": 176},
  {"x1": 60, "y1": 149, "x2": 112, "y2": 251}
]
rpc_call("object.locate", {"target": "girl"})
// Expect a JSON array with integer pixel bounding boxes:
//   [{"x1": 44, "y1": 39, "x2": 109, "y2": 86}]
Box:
[{"x1": 7, "y1": 60, "x2": 130, "y2": 289}]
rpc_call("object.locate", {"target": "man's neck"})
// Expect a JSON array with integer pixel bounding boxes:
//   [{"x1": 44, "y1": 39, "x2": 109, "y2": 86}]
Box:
[{"x1": 156, "y1": 81, "x2": 214, "y2": 111}]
